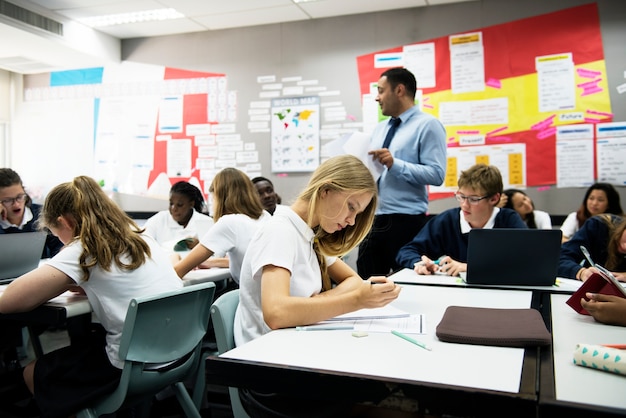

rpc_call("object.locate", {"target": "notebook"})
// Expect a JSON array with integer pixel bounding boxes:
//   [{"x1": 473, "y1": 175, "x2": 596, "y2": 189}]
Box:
[
  {"x1": 464, "y1": 228, "x2": 562, "y2": 286},
  {"x1": 0, "y1": 232, "x2": 47, "y2": 284}
]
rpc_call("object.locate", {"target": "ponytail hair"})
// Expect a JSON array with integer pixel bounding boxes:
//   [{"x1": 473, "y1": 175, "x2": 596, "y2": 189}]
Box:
[
  {"x1": 171, "y1": 181, "x2": 206, "y2": 213},
  {"x1": 40, "y1": 176, "x2": 149, "y2": 281}
]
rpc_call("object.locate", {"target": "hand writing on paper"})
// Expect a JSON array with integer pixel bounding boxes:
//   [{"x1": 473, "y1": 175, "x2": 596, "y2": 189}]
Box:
[
  {"x1": 363, "y1": 277, "x2": 401, "y2": 308},
  {"x1": 436, "y1": 256, "x2": 466, "y2": 277},
  {"x1": 368, "y1": 148, "x2": 394, "y2": 169},
  {"x1": 413, "y1": 256, "x2": 440, "y2": 275}
]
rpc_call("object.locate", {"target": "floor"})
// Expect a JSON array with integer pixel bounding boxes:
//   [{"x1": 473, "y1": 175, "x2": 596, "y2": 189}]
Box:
[{"x1": 0, "y1": 327, "x2": 234, "y2": 418}]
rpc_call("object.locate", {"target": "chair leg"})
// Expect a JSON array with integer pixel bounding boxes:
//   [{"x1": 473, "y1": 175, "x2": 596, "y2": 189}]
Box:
[{"x1": 173, "y1": 382, "x2": 201, "y2": 418}]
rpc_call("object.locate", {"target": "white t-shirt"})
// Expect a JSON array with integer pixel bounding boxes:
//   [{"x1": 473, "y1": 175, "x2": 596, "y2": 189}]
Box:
[
  {"x1": 46, "y1": 234, "x2": 183, "y2": 368},
  {"x1": 560, "y1": 211, "x2": 579, "y2": 239},
  {"x1": 199, "y1": 211, "x2": 271, "y2": 283},
  {"x1": 533, "y1": 210, "x2": 552, "y2": 230},
  {"x1": 234, "y1": 206, "x2": 336, "y2": 346},
  {"x1": 143, "y1": 210, "x2": 214, "y2": 251}
]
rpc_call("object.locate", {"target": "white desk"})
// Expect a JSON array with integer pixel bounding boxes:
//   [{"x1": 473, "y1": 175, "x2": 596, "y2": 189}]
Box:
[
  {"x1": 182, "y1": 267, "x2": 231, "y2": 286},
  {"x1": 540, "y1": 294, "x2": 626, "y2": 416},
  {"x1": 209, "y1": 284, "x2": 541, "y2": 417},
  {"x1": 0, "y1": 267, "x2": 230, "y2": 321},
  {"x1": 390, "y1": 268, "x2": 582, "y2": 293}
]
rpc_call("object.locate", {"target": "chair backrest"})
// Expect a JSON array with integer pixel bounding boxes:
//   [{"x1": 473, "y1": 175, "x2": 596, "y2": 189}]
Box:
[
  {"x1": 210, "y1": 289, "x2": 239, "y2": 355},
  {"x1": 78, "y1": 281, "x2": 216, "y2": 418},
  {"x1": 120, "y1": 281, "x2": 215, "y2": 364}
]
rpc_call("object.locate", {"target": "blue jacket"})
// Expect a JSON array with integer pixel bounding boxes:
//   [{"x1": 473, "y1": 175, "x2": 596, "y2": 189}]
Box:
[
  {"x1": 558, "y1": 214, "x2": 626, "y2": 279},
  {"x1": 0, "y1": 203, "x2": 64, "y2": 258},
  {"x1": 395, "y1": 207, "x2": 527, "y2": 269}
]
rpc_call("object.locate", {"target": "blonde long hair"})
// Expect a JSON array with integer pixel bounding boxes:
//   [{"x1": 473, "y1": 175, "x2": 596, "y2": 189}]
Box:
[
  {"x1": 297, "y1": 155, "x2": 377, "y2": 290},
  {"x1": 209, "y1": 168, "x2": 265, "y2": 222},
  {"x1": 40, "y1": 176, "x2": 148, "y2": 281}
]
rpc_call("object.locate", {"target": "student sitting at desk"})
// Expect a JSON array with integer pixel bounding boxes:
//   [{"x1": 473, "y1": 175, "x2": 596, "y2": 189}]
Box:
[
  {"x1": 252, "y1": 176, "x2": 284, "y2": 215},
  {"x1": 235, "y1": 155, "x2": 406, "y2": 417},
  {"x1": 396, "y1": 164, "x2": 527, "y2": 277},
  {"x1": 143, "y1": 180, "x2": 213, "y2": 251},
  {"x1": 558, "y1": 214, "x2": 626, "y2": 282},
  {"x1": 174, "y1": 168, "x2": 271, "y2": 285},
  {"x1": 0, "y1": 168, "x2": 63, "y2": 258},
  {"x1": 560, "y1": 182, "x2": 622, "y2": 243},
  {"x1": 498, "y1": 188, "x2": 552, "y2": 229},
  {"x1": 0, "y1": 176, "x2": 182, "y2": 418}
]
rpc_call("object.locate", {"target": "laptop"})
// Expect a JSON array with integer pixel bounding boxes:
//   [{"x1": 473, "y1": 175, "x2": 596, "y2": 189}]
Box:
[
  {"x1": 464, "y1": 228, "x2": 562, "y2": 286},
  {"x1": 0, "y1": 232, "x2": 47, "y2": 285}
]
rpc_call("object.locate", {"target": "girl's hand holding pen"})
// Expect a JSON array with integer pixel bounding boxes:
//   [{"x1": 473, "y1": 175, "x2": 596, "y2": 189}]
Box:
[{"x1": 365, "y1": 277, "x2": 400, "y2": 306}]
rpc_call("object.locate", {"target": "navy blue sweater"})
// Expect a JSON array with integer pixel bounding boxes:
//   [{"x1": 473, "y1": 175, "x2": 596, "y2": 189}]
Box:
[
  {"x1": 395, "y1": 207, "x2": 527, "y2": 269},
  {"x1": 558, "y1": 214, "x2": 626, "y2": 279}
]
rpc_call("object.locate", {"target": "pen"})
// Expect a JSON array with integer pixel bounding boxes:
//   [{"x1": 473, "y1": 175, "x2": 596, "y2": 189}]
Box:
[
  {"x1": 414, "y1": 259, "x2": 442, "y2": 267},
  {"x1": 602, "y1": 344, "x2": 626, "y2": 349},
  {"x1": 296, "y1": 324, "x2": 354, "y2": 331},
  {"x1": 391, "y1": 330, "x2": 432, "y2": 351}
]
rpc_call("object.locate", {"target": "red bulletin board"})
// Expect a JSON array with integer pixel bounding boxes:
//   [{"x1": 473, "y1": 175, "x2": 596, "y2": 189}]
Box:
[
  {"x1": 147, "y1": 67, "x2": 225, "y2": 196},
  {"x1": 357, "y1": 3, "x2": 610, "y2": 199}
]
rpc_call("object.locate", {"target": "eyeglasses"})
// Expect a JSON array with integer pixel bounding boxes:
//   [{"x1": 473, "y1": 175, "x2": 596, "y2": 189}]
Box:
[
  {"x1": 454, "y1": 192, "x2": 490, "y2": 205},
  {"x1": 0, "y1": 193, "x2": 28, "y2": 206}
]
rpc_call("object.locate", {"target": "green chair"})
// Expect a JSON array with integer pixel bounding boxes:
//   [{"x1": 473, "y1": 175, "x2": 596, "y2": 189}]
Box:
[
  {"x1": 210, "y1": 289, "x2": 250, "y2": 418},
  {"x1": 76, "y1": 281, "x2": 216, "y2": 418}
]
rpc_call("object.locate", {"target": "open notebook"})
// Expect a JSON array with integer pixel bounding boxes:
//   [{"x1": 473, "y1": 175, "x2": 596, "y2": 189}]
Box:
[
  {"x1": 464, "y1": 228, "x2": 562, "y2": 286},
  {"x1": 0, "y1": 232, "x2": 46, "y2": 284}
]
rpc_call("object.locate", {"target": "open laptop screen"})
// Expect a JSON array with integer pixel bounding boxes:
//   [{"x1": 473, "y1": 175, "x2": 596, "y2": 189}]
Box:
[
  {"x1": 465, "y1": 228, "x2": 562, "y2": 286},
  {"x1": 0, "y1": 232, "x2": 47, "y2": 284}
]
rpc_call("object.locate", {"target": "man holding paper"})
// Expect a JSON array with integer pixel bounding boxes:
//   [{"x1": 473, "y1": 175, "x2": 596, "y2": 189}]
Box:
[{"x1": 357, "y1": 67, "x2": 447, "y2": 279}]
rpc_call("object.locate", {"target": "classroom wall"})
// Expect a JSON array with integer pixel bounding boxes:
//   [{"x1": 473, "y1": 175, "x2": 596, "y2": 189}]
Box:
[
  {"x1": 6, "y1": 0, "x2": 626, "y2": 214},
  {"x1": 118, "y1": 0, "x2": 626, "y2": 215}
]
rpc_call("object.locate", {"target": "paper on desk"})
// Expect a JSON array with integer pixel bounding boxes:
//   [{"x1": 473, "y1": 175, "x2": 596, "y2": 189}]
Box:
[
  {"x1": 319, "y1": 314, "x2": 427, "y2": 335},
  {"x1": 46, "y1": 291, "x2": 87, "y2": 306},
  {"x1": 326, "y1": 304, "x2": 410, "y2": 321}
]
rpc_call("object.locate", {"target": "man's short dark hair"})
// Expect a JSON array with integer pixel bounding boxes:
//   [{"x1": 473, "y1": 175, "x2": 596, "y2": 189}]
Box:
[{"x1": 380, "y1": 67, "x2": 417, "y2": 99}]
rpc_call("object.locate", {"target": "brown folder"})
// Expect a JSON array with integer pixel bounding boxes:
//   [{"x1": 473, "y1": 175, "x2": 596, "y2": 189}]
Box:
[{"x1": 436, "y1": 305, "x2": 551, "y2": 347}]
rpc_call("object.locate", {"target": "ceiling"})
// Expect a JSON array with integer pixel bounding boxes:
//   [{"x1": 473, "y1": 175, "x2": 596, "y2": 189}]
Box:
[{"x1": 0, "y1": 0, "x2": 476, "y2": 74}]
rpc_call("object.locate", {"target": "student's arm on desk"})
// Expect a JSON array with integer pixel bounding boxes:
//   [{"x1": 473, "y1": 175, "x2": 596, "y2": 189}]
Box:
[
  {"x1": 174, "y1": 243, "x2": 214, "y2": 278},
  {"x1": 198, "y1": 256, "x2": 229, "y2": 269},
  {"x1": 0, "y1": 265, "x2": 75, "y2": 313},
  {"x1": 261, "y1": 259, "x2": 400, "y2": 330}
]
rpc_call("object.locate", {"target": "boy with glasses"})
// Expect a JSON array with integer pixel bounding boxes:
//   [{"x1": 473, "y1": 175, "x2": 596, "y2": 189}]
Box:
[
  {"x1": 0, "y1": 168, "x2": 63, "y2": 257},
  {"x1": 396, "y1": 164, "x2": 526, "y2": 277}
]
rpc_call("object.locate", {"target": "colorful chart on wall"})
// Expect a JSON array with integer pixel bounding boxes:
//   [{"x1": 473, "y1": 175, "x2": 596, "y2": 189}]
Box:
[
  {"x1": 356, "y1": 3, "x2": 611, "y2": 199},
  {"x1": 270, "y1": 96, "x2": 321, "y2": 173}
]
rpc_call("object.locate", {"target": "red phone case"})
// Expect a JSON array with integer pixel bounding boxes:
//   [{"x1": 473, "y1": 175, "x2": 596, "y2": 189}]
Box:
[{"x1": 566, "y1": 271, "x2": 626, "y2": 315}]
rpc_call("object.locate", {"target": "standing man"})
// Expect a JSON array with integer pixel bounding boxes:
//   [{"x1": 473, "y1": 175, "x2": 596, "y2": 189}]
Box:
[{"x1": 357, "y1": 67, "x2": 447, "y2": 278}]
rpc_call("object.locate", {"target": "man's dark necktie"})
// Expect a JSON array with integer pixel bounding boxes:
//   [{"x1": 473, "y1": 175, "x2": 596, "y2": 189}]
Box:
[{"x1": 382, "y1": 117, "x2": 401, "y2": 149}]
